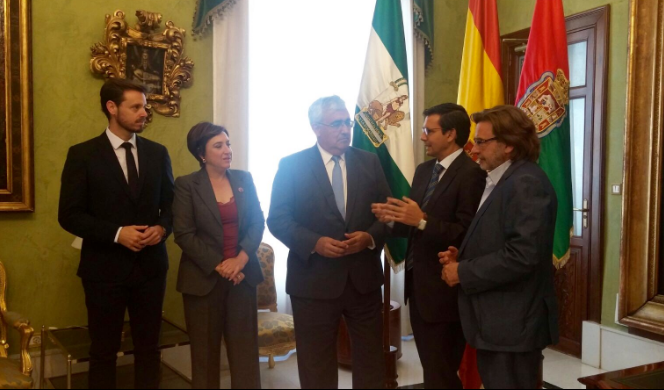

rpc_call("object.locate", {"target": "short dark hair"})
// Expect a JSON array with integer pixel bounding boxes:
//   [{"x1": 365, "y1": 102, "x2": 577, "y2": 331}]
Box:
[
  {"x1": 187, "y1": 122, "x2": 230, "y2": 167},
  {"x1": 100, "y1": 78, "x2": 147, "y2": 120},
  {"x1": 470, "y1": 105, "x2": 540, "y2": 162},
  {"x1": 423, "y1": 103, "x2": 471, "y2": 148}
]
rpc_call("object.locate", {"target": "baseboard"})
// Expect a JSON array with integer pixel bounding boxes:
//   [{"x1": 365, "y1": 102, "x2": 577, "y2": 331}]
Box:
[{"x1": 582, "y1": 321, "x2": 664, "y2": 371}]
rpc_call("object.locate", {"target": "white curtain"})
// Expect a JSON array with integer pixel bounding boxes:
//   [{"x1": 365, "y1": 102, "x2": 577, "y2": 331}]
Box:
[
  {"x1": 212, "y1": 0, "x2": 250, "y2": 171},
  {"x1": 210, "y1": 1, "x2": 250, "y2": 369}
]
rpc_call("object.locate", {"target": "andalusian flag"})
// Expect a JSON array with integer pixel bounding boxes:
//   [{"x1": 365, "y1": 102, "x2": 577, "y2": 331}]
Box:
[
  {"x1": 516, "y1": 0, "x2": 573, "y2": 269},
  {"x1": 457, "y1": 0, "x2": 504, "y2": 154},
  {"x1": 353, "y1": 0, "x2": 414, "y2": 271},
  {"x1": 456, "y1": 1, "x2": 503, "y2": 388}
]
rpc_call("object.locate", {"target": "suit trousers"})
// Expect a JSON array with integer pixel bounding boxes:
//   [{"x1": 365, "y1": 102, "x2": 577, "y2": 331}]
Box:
[
  {"x1": 183, "y1": 278, "x2": 261, "y2": 390},
  {"x1": 408, "y1": 272, "x2": 466, "y2": 389},
  {"x1": 290, "y1": 279, "x2": 385, "y2": 389},
  {"x1": 82, "y1": 265, "x2": 166, "y2": 389},
  {"x1": 476, "y1": 349, "x2": 543, "y2": 389}
]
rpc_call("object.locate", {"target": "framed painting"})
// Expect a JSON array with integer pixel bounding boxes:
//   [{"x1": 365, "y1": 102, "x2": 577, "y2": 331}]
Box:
[
  {"x1": 0, "y1": 0, "x2": 33, "y2": 212},
  {"x1": 619, "y1": 0, "x2": 664, "y2": 335},
  {"x1": 90, "y1": 10, "x2": 194, "y2": 118}
]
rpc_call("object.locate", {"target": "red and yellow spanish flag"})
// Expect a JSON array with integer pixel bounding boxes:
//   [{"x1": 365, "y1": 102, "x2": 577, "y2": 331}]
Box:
[
  {"x1": 456, "y1": 1, "x2": 503, "y2": 388},
  {"x1": 457, "y1": 0, "x2": 504, "y2": 155}
]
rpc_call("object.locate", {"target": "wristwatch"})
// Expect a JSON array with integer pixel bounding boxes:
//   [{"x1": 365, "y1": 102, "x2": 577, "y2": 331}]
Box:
[{"x1": 417, "y1": 213, "x2": 428, "y2": 231}]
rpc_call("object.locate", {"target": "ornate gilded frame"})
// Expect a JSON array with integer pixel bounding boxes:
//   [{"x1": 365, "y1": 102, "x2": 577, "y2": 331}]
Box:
[
  {"x1": 0, "y1": 0, "x2": 33, "y2": 212},
  {"x1": 619, "y1": 0, "x2": 664, "y2": 335},
  {"x1": 90, "y1": 10, "x2": 194, "y2": 118}
]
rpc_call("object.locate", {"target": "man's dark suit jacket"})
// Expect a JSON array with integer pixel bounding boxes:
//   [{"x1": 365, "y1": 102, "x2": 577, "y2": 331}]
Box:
[
  {"x1": 58, "y1": 132, "x2": 174, "y2": 283},
  {"x1": 173, "y1": 169, "x2": 265, "y2": 296},
  {"x1": 267, "y1": 146, "x2": 392, "y2": 300},
  {"x1": 457, "y1": 159, "x2": 560, "y2": 353},
  {"x1": 393, "y1": 152, "x2": 486, "y2": 323}
]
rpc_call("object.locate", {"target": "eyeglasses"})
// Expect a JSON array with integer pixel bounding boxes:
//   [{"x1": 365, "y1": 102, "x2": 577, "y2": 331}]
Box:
[
  {"x1": 422, "y1": 127, "x2": 443, "y2": 136},
  {"x1": 473, "y1": 137, "x2": 498, "y2": 146},
  {"x1": 316, "y1": 119, "x2": 355, "y2": 130}
]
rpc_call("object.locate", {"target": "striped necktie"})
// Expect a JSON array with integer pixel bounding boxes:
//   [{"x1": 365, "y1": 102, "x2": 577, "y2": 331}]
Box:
[{"x1": 422, "y1": 163, "x2": 444, "y2": 208}]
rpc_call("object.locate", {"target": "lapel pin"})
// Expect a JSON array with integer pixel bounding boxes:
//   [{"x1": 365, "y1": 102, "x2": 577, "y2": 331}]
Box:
[{"x1": 238, "y1": 187, "x2": 244, "y2": 193}]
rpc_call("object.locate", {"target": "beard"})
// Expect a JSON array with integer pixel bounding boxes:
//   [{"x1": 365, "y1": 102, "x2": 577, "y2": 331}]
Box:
[{"x1": 117, "y1": 111, "x2": 146, "y2": 134}]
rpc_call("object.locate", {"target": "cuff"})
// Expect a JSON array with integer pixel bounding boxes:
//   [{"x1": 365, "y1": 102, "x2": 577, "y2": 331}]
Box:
[
  {"x1": 114, "y1": 227, "x2": 123, "y2": 244},
  {"x1": 368, "y1": 235, "x2": 376, "y2": 250}
]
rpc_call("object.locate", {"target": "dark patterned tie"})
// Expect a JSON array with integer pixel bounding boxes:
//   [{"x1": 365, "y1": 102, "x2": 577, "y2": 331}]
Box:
[
  {"x1": 422, "y1": 164, "x2": 445, "y2": 208},
  {"x1": 121, "y1": 142, "x2": 139, "y2": 199},
  {"x1": 406, "y1": 163, "x2": 444, "y2": 271}
]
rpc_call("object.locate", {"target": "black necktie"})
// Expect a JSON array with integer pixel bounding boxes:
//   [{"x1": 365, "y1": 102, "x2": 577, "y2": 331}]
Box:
[{"x1": 121, "y1": 142, "x2": 139, "y2": 198}]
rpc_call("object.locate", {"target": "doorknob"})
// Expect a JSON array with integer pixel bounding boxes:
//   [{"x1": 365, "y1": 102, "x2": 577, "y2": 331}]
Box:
[{"x1": 572, "y1": 199, "x2": 589, "y2": 229}]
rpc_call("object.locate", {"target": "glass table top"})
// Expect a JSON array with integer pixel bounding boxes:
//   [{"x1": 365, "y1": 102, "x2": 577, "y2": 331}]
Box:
[{"x1": 46, "y1": 319, "x2": 189, "y2": 362}]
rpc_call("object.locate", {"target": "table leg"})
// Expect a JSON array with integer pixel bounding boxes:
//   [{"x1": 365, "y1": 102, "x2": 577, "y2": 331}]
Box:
[
  {"x1": 40, "y1": 326, "x2": 46, "y2": 389},
  {"x1": 66, "y1": 355, "x2": 72, "y2": 390}
]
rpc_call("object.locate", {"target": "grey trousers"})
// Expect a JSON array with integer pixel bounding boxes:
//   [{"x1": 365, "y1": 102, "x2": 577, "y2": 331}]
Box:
[
  {"x1": 290, "y1": 281, "x2": 385, "y2": 389},
  {"x1": 183, "y1": 279, "x2": 261, "y2": 389},
  {"x1": 476, "y1": 349, "x2": 543, "y2": 389}
]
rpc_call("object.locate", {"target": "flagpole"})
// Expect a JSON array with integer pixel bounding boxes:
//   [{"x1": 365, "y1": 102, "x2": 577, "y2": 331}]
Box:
[{"x1": 384, "y1": 255, "x2": 398, "y2": 389}]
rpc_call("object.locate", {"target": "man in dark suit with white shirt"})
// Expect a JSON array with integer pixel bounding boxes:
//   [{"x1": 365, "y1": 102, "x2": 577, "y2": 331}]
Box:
[
  {"x1": 373, "y1": 103, "x2": 486, "y2": 389},
  {"x1": 59, "y1": 78, "x2": 174, "y2": 389},
  {"x1": 267, "y1": 96, "x2": 391, "y2": 389},
  {"x1": 440, "y1": 105, "x2": 559, "y2": 389}
]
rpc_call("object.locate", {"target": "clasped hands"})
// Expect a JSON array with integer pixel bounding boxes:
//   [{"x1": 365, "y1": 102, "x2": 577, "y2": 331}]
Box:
[
  {"x1": 439, "y1": 246, "x2": 460, "y2": 287},
  {"x1": 118, "y1": 225, "x2": 165, "y2": 253},
  {"x1": 216, "y1": 251, "x2": 249, "y2": 286},
  {"x1": 315, "y1": 232, "x2": 373, "y2": 258},
  {"x1": 371, "y1": 197, "x2": 424, "y2": 227}
]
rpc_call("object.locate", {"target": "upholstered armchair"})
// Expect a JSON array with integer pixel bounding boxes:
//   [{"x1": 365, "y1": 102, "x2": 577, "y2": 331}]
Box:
[
  {"x1": 256, "y1": 243, "x2": 296, "y2": 369},
  {"x1": 0, "y1": 262, "x2": 34, "y2": 389}
]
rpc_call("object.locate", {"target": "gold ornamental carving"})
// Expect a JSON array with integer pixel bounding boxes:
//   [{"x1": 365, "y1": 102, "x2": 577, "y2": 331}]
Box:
[{"x1": 90, "y1": 10, "x2": 194, "y2": 118}]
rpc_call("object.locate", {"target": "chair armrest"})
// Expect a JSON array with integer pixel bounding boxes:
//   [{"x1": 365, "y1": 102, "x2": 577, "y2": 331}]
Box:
[{"x1": 1, "y1": 310, "x2": 34, "y2": 376}]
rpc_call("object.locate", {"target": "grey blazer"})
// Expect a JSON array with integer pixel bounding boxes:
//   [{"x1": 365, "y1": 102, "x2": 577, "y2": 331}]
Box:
[
  {"x1": 456, "y1": 160, "x2": 560, "y2": 353},
  {"x1": 267, "y1": 145, "x2": 392, "y2": 300},
  {"x1": 173, "y1": 169, "x2": 265, "y2": 296}
]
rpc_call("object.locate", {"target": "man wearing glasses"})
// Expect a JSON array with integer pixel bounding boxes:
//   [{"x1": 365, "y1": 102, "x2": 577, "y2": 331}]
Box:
[
  {"x1": 268, "y1": 96, "x2": 392, "y2": 389},
  {"x1": 440, "y1": 105, "x2": 559, "y2": 389},
  {"x1": 372, "y1": 103, "x2": 486, "y2": 389}
]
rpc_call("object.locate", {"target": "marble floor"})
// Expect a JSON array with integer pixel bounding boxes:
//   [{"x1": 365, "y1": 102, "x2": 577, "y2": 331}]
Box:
[{"x1": 162, "y1": 339, "x2": 606, "y2": 389}]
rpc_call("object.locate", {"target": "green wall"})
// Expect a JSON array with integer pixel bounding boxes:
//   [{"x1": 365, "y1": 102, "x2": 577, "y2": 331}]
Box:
[
  {"x1": 425, "y1": 1, "x2": 468, "y2": 108},
  {"x1": 426, "y1": 0, "x2": 629, "y2": 331},
  {"x1": 0, "y1": 0, "x2": 213, "y2": 350}
]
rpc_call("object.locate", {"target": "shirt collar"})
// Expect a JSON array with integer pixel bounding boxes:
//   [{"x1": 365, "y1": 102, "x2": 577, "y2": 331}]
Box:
[
  {"x1": 317, "y1": 143, "x2": 345, "y2": 164},
  {"x1": 487, "y1": 160, "x2": 513, "y2": 186},
  {"x1": 106, "y1": 128, "x2": 137, "y2": 150},
  {"x1": 437, "y1": 148, "x2": 464, "y2": 171}
]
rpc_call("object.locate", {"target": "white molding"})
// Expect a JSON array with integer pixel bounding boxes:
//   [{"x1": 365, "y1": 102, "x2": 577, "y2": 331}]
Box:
[{"x1": 582, "y1": 321, "x2": 664, "y2": 371}]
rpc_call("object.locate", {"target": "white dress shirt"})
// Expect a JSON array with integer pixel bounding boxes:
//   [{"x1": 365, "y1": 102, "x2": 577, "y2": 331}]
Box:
[
  {"x1": 316, "y1": 143, "x2": 375, "y2": 250},
  {"x1": 478, "y1": 160, "x2": 513, "y2": 210},
  {"x1": 106, "y1": 128, "x2": 139, "y2": 243}
]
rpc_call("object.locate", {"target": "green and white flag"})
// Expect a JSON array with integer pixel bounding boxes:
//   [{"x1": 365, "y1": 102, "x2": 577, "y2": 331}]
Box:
[{"x1": 353, "y1": 0, "x2": 415, "y2": 272}]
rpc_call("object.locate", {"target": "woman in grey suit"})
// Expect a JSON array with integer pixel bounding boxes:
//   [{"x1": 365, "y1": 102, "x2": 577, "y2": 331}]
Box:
[{"x1": 173, "y1": 122, "x2": 265, "y2": 389}]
